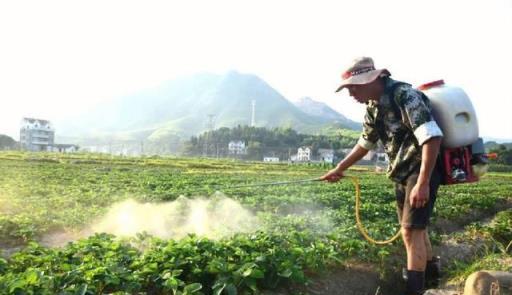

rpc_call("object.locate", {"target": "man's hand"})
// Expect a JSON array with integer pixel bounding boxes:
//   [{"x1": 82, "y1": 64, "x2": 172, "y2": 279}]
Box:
[
  {"x1": 320, "y1": 168, "x2": 344, "y2": 183},
  {"x1": 410, "y1": 182, "x2": 430, "y2": 208},
  {"x1": 320, "y1": 144, "x2": 368, "y2": 183}
]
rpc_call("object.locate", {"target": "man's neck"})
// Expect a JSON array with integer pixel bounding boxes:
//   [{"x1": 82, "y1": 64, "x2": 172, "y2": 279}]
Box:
[{"x1": 369, "y1": 78, "x2": 386, "y2": 103}]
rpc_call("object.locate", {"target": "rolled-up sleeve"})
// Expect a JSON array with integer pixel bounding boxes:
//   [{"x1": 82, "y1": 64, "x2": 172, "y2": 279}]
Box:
[
  {"x1": 414, "y1": 120, "x2": 443, "y2": 146},
  {"x1": 358, "y1": 109, "x2": 379, "y2": 150},
  {"x1": 400, "y1": 89, "x2": 443, "y2": 145}
]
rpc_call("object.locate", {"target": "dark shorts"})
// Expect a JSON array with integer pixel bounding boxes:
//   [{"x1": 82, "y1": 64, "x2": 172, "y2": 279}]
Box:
[{"x1": 395, "y1": 168, "x2": 441, "y2": 229}]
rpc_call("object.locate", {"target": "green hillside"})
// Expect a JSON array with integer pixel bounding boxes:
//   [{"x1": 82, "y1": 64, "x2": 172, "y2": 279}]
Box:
[
  {"x1": 56, "y1": 71, "x2": 360, "y2": 145},
  {"x1": 0, "y1": 134, "x2": 17, "y2": 149}
]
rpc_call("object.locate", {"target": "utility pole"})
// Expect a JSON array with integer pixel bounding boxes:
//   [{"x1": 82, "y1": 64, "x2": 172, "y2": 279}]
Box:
[
  {"x1": 251, "y1": 100, "x2": 256, "y2": 127},
  {"x1": 203, "y1": 114, "x2": 215, "y2": 157}
]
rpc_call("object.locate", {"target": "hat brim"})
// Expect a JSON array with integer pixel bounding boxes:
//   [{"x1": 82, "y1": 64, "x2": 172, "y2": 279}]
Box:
[{"x1": 335, "y1": 69, "x2": 390, "y2": 92}]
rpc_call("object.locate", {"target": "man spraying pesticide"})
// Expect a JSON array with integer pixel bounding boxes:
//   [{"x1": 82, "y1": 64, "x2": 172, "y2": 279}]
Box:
[{"x1": 320, "y1": 57, "x2": 487, "y2": 295}]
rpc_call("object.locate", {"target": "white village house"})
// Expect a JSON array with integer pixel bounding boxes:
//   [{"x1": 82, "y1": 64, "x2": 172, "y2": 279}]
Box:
[
  {"x1": 263, "y1": 157, "x2": 279, "y2": 162},
  {"x1": 20, "y1": 118, "x2": 55, "y2": 151},
  {"x1": 362, "y1": 150, "x2": 377, "y2": 161},
  {"x1": 318, "y1": 148, "x2": 335, "y2": 164},
  {"x1": 20, "y1": 118, "x2": 79, "y2": 153},
  {"x1": 228, "y1": 140, "x2": 247, "y2": 155},
  {"x1": 297, "y1": 146, "x2": 311, "y2": 162},
  {"x1": 375, "y1": 152, "x2": 389, "y2": 164}
]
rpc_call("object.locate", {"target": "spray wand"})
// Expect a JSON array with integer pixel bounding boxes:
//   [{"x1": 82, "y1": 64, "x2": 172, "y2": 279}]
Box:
[{"x1": 180, "y1": 177, "x2": 322, "y2": 195}]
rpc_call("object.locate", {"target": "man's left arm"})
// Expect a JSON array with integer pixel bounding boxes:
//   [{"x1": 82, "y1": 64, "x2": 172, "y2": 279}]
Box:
[
  {"x1": 410, "y1": 137, "x2": 442, "y2": 208},
  {"x1": 400, "y1": 88, "x2": 444, "y2": 208}
]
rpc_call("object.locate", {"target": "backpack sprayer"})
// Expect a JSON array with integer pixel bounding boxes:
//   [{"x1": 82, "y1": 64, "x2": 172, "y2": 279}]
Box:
[
  {"x1": 419, "y1": 80, "x2": 490, "y2": 184},
  {"x1": 353, "y1": 80, "x2": 494, "y2": 244}
]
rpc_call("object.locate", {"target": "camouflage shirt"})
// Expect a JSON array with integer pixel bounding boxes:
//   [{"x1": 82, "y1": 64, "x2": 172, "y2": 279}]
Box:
[{"x1": 357, "y1": 78, "x2": 443, "y2": 183}]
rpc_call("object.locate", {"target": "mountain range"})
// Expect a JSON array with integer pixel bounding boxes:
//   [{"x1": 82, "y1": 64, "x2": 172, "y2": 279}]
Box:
[
  {"x1": 293, "y1": 97, "x2": 361, "y2": 130},
  {"x1": 55, "y1": 71, "x2": 360, "y2": 144}
]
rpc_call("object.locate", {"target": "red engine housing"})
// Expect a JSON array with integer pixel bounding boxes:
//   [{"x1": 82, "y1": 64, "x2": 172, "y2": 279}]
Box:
[{"x1": 441, "y1": 146, "x2": 477, "y2": 185}]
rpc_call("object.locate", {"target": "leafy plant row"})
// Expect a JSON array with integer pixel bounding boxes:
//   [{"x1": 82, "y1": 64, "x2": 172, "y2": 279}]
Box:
[
  {"x1": 0, "y1": 151, "x2": 511, "y2": 294},
  {"x1": 0, "y1": 228, "x2": 380, "y2": 294}
]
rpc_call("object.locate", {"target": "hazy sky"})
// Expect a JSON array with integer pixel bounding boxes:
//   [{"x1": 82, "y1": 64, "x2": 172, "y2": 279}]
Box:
[{"x1": 1, "y1": 0, "x2": 511, "y2": 140}]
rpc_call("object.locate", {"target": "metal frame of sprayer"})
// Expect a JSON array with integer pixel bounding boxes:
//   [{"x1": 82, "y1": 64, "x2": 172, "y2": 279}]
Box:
[{"x1": 438, "y1": 139, "x2": 488, "y2": 185}]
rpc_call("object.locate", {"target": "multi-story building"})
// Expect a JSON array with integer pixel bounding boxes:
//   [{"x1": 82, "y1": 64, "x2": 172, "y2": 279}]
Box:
[
  {"x1": 297, "y1": 146, "x2": 311, "y2": 162},
  {"x1": 318, "y1": 148, "x2": 334, "y2": 163},
  {"x1": 362, "y1": 150, "x2": 376, "y2": 161},
  {"x1": 20, "y1": 118, "x2": 55, "y2": 151},
  {"x1": 228, "y1": 140, "x2": 247, "y2": 155}
]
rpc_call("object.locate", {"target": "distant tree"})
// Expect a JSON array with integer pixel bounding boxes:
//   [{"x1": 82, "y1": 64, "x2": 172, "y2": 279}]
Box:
[
  {"x1": 485, "y1": 141, "x2": 512, "y2": 151},
  {"x1": 183, "y1": 126, "x2": 357, "y2": 160},
  {"x1": 489, "y1": 144, "x2": 512, "y2": 165}
]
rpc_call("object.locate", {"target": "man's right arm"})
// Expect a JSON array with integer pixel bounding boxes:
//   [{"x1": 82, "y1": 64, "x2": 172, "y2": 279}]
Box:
[
  {"x1": 321, "y1": 144, "x2": 369, "y2": 182},
  {"x1": 321, "y1": 107, "x2": 377, "y2": 182}
]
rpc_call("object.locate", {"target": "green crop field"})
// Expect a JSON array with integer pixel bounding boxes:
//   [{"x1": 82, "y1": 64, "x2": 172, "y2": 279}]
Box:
[{"x1": 0, "y1": 151, "x2": 510, "y2": 294}]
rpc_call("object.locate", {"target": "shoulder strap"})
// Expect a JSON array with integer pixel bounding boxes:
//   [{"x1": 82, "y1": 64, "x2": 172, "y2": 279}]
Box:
[
  {"x1": 387, "y1": 81, "x2": 408, "y2": 120},
  {"x1": 387, "y1": 81, "x2": 430, "y2": 121}
]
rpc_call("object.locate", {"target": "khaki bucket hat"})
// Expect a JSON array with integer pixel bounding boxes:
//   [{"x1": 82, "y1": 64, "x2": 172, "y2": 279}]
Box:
[{"x1": 335, "y1": 57, "x2": 391, "y2": 92}]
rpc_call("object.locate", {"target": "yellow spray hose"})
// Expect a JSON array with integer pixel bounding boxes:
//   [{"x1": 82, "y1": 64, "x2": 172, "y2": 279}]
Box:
[
  {"x1": 348, "y1": 176, "x2": 402, "y2": 245},
  {"x1": 184, "y1": 175, "x2": 402, "y2": 245}
]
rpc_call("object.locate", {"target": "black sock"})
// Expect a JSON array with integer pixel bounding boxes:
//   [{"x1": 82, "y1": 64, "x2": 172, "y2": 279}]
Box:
[{"x1": 406, "y1": 270, "x2": 425, "y2": 295}]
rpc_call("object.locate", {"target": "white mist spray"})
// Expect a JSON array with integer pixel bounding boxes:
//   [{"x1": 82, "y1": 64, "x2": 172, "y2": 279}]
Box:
[{"x1": 90, "y1": 193, "x2": 261, "y2": 240}]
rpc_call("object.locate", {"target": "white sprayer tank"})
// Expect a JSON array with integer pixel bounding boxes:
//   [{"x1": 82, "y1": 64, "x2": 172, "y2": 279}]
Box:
[{"x1": 419, "y1": 80, "x2": 479, "y2": 148}]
